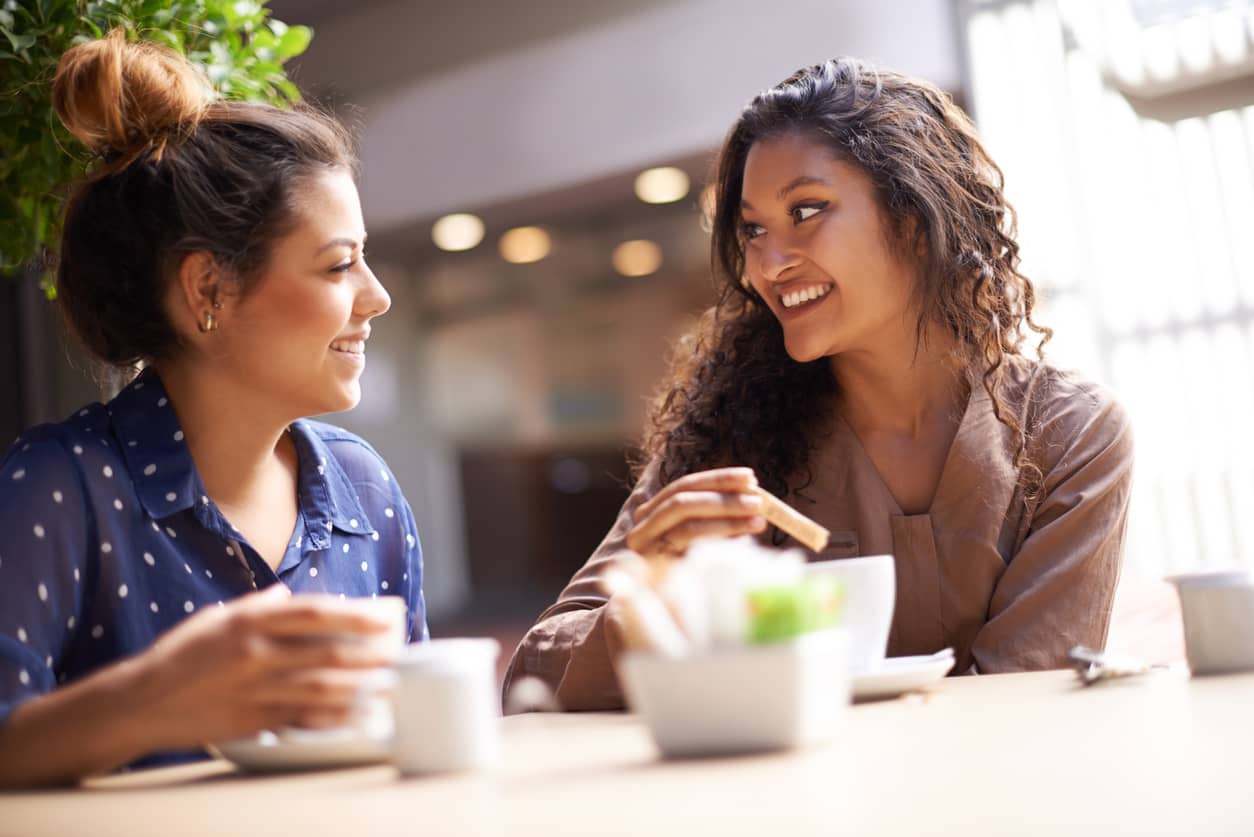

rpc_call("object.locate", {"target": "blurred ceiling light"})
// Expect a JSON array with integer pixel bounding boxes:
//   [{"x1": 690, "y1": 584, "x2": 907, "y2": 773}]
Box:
[
  {"x1": 634, "y1": 166, "x2": 690, "y2": 204},
  {"x1": 612, "y1": 239, "x2": 663, "y2": 277},
  {"x1": 499, "y1": 226, "x2": 551, "y2": 264},
  {"x1": 432, "y1": 213, "x2": 485, "y2": 252}
]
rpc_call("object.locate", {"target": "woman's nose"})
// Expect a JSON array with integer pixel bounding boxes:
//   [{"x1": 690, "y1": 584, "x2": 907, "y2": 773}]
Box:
[
  {"x1": 357, "y1": 263, "x2": 391, "y2": 319},
  {"x1": 758, "y1": 238, "x2": 804, "y2": 282}
]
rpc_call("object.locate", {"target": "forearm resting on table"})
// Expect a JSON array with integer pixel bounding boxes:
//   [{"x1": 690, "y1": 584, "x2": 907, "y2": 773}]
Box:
[{"x1": 0, "y1": 655, "x2": 156, "y2": 788}]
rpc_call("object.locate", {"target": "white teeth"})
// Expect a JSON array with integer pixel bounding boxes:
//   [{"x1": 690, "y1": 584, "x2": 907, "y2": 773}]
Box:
[
  {"x1": 330, "y1": 340, "x2": 365, "y2": 354},
  {"x1": 780, "y1": 285, "x2": 832, "y2": 309}
]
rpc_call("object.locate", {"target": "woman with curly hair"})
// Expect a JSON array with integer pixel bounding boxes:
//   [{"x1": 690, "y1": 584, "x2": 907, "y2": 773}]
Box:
[{"x1": 505, "y1": 58, "x2": 1133, "y2": 709}]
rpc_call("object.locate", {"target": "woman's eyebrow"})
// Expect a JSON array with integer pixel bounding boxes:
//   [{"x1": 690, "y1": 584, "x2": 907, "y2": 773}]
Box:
[
  {"x1": 741, "y1": 175, "x2": 833, "y2": 211},
  {"x1": 315, "y1": 236, "x2": 363, "y2": 255}
]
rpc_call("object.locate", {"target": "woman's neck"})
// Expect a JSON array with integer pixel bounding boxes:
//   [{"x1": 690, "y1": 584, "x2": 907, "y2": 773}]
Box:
[
  {"x1": 830, "y1": 326, "x2": 969, "y2": 438},
  {"x1": 151, "y1": 360, "x2": 297, "y2": 509}
]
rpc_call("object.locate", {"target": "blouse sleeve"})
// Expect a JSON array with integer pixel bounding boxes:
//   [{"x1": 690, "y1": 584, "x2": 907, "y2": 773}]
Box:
[
  {"x1": 969, "y1": 392, "x2": 1134, "y2": 672},
  {"x1": 502, "y1": 461, "x2": 664, "y2": 712},
  {"x1": 0, "y1": 434, "x2": 90, "y2": 732}
]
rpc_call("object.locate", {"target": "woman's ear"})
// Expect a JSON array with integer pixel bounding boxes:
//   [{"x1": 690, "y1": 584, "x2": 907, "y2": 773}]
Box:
[{"x1": 173, "y1": 251, "x2": 223, "y2": 336}]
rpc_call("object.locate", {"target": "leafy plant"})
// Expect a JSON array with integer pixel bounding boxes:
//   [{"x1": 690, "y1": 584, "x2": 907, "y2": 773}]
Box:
[{"x1": 0, "y1": 0, "x2": 313, "y2": 293}]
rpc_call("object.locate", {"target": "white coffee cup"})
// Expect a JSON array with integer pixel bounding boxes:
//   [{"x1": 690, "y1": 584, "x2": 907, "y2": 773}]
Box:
[
  {"x1": 803, "y1": 555, "x2": 895, "y2": 674},
  {"x1": 1168, "y1": 571, "x2": 1254, "y2": 675},
  {"x1": 391, "y1": 637, "x2": 501, "y2": 775}
]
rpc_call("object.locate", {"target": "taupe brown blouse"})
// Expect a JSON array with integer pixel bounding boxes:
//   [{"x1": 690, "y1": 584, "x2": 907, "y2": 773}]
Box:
[{"x1": 504, "y1": 357, "x2": 1134, "y2": 710}]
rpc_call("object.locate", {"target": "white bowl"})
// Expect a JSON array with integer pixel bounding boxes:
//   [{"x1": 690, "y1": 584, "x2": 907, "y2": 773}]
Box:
[{"x1": 619, "y1": 629, "x2": 849, "y2": 758}]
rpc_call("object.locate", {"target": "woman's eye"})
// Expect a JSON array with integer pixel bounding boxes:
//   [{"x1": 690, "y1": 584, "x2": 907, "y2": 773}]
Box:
[
  {"x1": 331, "y1": 260, "x2": 356, "y2": 273},
  {"x1": 791, "y1": 203, "x2": 827, "y2": 223},
  {"x1": 741, "y1": 222, "x2": 764, "y2": 240}
]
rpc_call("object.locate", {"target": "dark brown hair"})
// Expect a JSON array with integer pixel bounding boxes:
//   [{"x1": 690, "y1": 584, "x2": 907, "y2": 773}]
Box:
[
  {"x1": 52, "y1": 28, "x2": 355, "y2": 367},
  {"x1": 640, "y1": 57, "x2": 1051, "y2": 499}
]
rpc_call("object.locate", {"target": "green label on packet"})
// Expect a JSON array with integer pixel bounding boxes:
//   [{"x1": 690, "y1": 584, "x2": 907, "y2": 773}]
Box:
[{"x1": 744, "y1": 576, "x2": 844, "y2": 644}]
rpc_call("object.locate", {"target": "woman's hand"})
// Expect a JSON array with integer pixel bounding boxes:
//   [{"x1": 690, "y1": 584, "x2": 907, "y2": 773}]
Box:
[
  {"x1": 624, "y1": 467, "x2": 766, "y2": 561},
  {"x1": 132, "y1": 585, "x2": 396, "y2": 751}
]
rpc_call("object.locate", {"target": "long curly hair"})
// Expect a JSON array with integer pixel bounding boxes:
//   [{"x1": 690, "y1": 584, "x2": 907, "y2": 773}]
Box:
[{"x1": 638, "y1": 58, "x2": 1051, "y2": 500}]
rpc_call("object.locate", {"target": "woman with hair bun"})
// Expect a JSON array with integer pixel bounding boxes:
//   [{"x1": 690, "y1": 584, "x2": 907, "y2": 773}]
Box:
[
  {"x1": 0, "y1": 29, "x2": 427, "y2": 785},
  {"x1": 506, "y1": 58, "x2": 1134, "y2": 709}
]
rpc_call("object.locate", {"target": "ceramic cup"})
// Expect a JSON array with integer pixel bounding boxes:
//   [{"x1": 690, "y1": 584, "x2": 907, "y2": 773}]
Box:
[
  {"x1": 391, "y1": 637, "x2": 501, "y2": 775},
  {"x1": 802, "y1": 555, "x2": 895, "y2": 674},
  {"x1": 1168, "y1": 571, "x2": 1254, "y2": 675}
]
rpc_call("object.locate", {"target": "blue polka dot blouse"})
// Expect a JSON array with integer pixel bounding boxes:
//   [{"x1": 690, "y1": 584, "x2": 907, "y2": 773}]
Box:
[{"x1": 0, "y1": 368, "x2": 428, "y2": 765}]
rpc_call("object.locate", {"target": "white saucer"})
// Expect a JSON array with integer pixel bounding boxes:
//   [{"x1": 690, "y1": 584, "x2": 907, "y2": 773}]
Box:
[
  {"x1": 852, "y1": 650, "x2": 955, "y2": 700},
  {"x1": 209, "y1": 727, "x2": 392, "y2": 773}
]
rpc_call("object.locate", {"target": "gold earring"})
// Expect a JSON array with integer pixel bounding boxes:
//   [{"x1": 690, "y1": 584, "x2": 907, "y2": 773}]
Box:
[{"x1": 198, "y1": 310, "x2": 217, "y2": 333}]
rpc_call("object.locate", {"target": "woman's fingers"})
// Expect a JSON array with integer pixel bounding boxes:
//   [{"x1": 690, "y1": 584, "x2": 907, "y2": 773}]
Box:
[
  {"x1": 633, "y1": 467, "x2": 757, "y2": 521},
  {"x1": 659, "y1": 516, "x2": 767, "y2": 553},
  {"x1": 242, "y1": 596, "x2": 395, "y2": 640},
  {"x1": 626, "y1": 490, "x2": 763, "y2": 554},
  {"x1": 248, "y1": 668, "x2": 387, "y2": 708}
]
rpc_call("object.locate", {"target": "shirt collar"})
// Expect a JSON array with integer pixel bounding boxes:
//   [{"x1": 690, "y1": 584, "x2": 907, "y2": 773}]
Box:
[
  {"x1": 289, "y1": 420, "x2": 376, "y2": 550},
  {"x1": 109, "y1": 368, "x2": 201, "y2": 522}
]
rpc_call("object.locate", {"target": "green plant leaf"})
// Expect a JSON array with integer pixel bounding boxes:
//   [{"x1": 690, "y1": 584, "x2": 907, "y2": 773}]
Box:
[{"x1": 274, "y1": 23, "x2": 308, "y2": 59}]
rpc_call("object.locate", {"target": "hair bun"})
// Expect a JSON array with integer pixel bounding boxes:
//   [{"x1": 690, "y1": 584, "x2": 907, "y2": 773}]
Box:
[{"x1": 53, "y1": 27, "x2": 212, "y2": 162}]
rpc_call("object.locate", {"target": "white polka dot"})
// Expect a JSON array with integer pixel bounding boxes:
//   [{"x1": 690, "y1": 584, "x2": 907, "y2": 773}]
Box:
[
  {"x1": 360, "y1": 561, "x2": 368, "y2": 572},
  {"x1": 402, "y1": 573, "x2": 408, "y2": 581},
  {"x1": 151, "y1": 521, "x2": 160, "y2": 532},
  {"x1": 226, "y1": 546, "x2": 235, "y2": 557},
  {"x1": 79, "y1": 409, "x2": 88, "y2": 417},
  {"x1": 91, "y1": 625, "x2": 103, "y2": 639},
  {"x1": 384, "y1": 508, "x2": 394, "y2": 518},
  {"x1": 381, "y1": 469, "x2": 390, "y2": 482},
  {"x1": 102, "y1": 465, "x2": 113, "y2": 478},
  {"x1": 38, "y1": 583, "x2": 48, "y2": 601},
  {"x1": 143, "y1": 464, "x2": 157, "y2": 476},
  {"x1": 342, "y1": 543, "x2": 350, "y2": 553},
  {"x1": 33, "y1": 524, "x2": 44, "y2": 539},
  {"x1": 73, "y1": 445, "x2": 83, "y2": 455},
  {"x1": 201, "y1": 495, "x2": 209, "y2": 505},
  {"x1": 150, "y1": 602, "x2": 159, "y2": 613},
  {"x1": 11, "y1": 468, "x2": 25, "y2": 481},
  {"x1": 45, "y1": 655, "x2": 52, "y2": 668},
  {"x1": 158, "y1": 397, "x2": 168, "y2": 407},
  {"x1": 183, "y1": 601, "x2": 194, "y2": 613},
  {"x1": 144, "y1": 552, "x2": 155, "y2": 566},
  {"x1": 349, "y1": 518, "x2": 359, "y2": 529},
  {"x1": 21, "y1": 443, "x2": 28, "y2": 451},
  {"x1": 73, "y1": 568, "x2": 80, "y2": 582},
  {"x1": 325, "y1": 521, "x2": 332, "y2": 531},
  {"x1": 134, "y1": 382, "x2": 144, "y2": 390},
  {"x1": 371, "y1": 532, "x2": 380, "y2": 541},
  {"x1": 17, "y1": 627, "x2": 27, "y2": 642},
  {"x1": 381, "y1": 580, "x2": 389, "y2": 591},
  {"x1": 173, "y1": 431, "x2": 184, "y2": 442},
  {"x1": 128, "y1": 440, "x2": 138, "y2": 447},
  {"x1": 67, "y1": 616, "x2": 75, "y2": 629},
  {"x1": 309, "y1": 567, "x2": 318, "y2": 577},
  {"x1": 184, "y1": 563, "x2": 192, "y2": 574},
  {"x1": 296, "y1": 536, "x2": 303, "y2": 548},
  {"x1": 205, "y1": 569, "x2": 212, "y2": 579},
  {"x1": 18, "y1": 670, "x2": 29, "y2": 686},
  {"x1": 165, "y1": 527, "x2": 177, "y2": 538},
  {"x1": 321, "y1": 456, "x2": 327, "y2": 466},
  {"x1": 49, "y1": 490, "x2": 62, "y2": 504},
  {"x1": 406, "y1": 534, "x2": 416, "y2": 549},
  {"x1": 101, "y1": 542, "x2": 112, "y2": 554},
  {"x1": 165, "y1": 492, "x2": 177, "y2": 502},
  {"x1": 113, "y1": 498, "x2": 124, "y2": 511},
  {"x1": 317, "y1": 465, "x2": 325, "y2": 476},
  {"x1": 118, "y1": 584, "x2": 128, "y2": 598}
]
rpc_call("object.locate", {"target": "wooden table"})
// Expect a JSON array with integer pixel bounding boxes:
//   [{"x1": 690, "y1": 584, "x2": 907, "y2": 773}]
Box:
[{"x1": 4, "y1": 669, "x2": 1252, "y2": 836}]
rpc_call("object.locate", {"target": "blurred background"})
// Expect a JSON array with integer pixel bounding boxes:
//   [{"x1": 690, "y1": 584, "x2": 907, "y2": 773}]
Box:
[{"x1": 4, "y1": 0, "x2": 1253, "y2": 666}]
